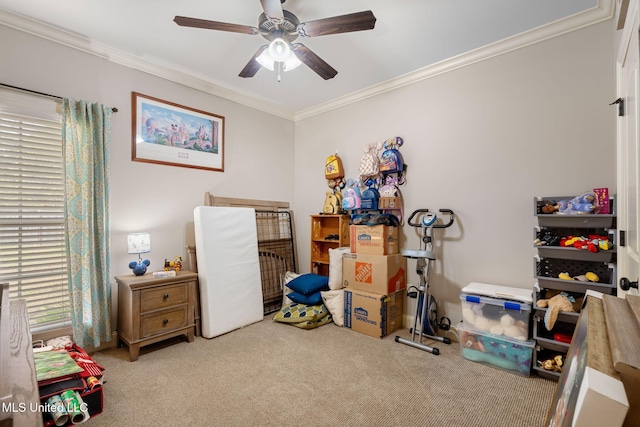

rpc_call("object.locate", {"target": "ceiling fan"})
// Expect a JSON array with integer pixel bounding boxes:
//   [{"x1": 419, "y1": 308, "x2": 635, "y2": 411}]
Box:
[{"x1": 174, "y1": 0, "x2": 377, "y2": 80}]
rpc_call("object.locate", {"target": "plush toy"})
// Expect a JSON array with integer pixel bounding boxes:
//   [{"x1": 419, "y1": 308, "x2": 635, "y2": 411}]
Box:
[
  {"x1": 552, "y1": 192, "x2": 597, "y2": 214},
  {"x1": 461, "y1": 307, "x2": 528, "y2": 340},
  {"x1": 461, "y1": 330, "x2": 486, "y2": 352},
  {"x1": 536, "y1": 290, "x2": 583, "y2": 330},
  {"x1": 558, "y1": 271, "x2": 599, "y2": 282},
  {"x1": 502, "y1": 318, "x2": 528, "y2": 341},
  {"x1": 539, "y1": 200, "x2": 559, "y2": 214},
  {"x1": 538, "y1": 354, "x2": 565, "y2": 372},
  {"x1": 327, "y1": 177, "x2": 345, "y2": 191},
  {"x1": 558, "y1": 234, "x2": 611, "y2": 253}
]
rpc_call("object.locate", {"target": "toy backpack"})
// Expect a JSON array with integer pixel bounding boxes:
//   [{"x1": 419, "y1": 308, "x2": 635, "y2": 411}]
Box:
[
  {"x1": 379, "y1": 137, "x2": 404, "y2": 175},
  {"x1": 325, "y1": 154, "x2": 344, "y2": 180},
  {"x1": 360, "y1": 182, "x2": 380, "y2": 210},
  {"x1": 323, "y1": 191, "x2": 342, "y2": 214},
  {"x1": 358, "y1": 142, "x2": 381, "y2": 183},
  {"x1": 341, "y1": 178, "x2": 362, "y2": 210},
  {"x1": 378, "y1": 180, "x2": 398, "y2": 209}
]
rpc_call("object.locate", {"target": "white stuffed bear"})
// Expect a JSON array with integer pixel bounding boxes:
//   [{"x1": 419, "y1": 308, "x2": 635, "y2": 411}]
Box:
[{"x1": 463, "y1": 308, "x2": 527, "y2": 340}]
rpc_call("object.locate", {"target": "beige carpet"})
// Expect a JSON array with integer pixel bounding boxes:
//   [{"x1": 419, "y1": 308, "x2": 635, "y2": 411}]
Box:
[{"x1": 89, "y1": 317, "x2": 556, "y2": 427}]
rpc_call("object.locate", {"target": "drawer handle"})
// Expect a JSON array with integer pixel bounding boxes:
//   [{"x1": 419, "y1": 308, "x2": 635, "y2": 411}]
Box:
[
  {"x1": 163, "y1": 294, "x2": 169, "y2": 300},
  {"x1": 163, "y1": 319, "x2": 169, "y2": 326}
]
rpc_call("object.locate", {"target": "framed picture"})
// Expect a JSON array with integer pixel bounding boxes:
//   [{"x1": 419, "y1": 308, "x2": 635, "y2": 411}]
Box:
[{"x1": 131, "y1": 92, "x2": 224, "y2": 172}]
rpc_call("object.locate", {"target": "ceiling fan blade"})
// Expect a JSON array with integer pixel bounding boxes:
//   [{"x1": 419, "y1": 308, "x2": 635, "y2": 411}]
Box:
[
  {"x1": 298, "y1": 10, "x2": 376, "y2": 37},
  {"x1": 239, "y1": 45, "x2": 269, "y2": 78},
  {"x1": 174, "y1": 16, "x2": 259, "y2": 35},
  {"x1": 260, "y1": 0, "x2": 284, "y2": 20},
  {"x1": 292, "y1": 44, "x2": 337, "y2": 80}
]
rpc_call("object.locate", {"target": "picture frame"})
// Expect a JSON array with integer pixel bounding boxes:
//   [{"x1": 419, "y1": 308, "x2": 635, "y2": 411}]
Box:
[{"x1": 131, "y1": 92, "x2": 225, "y2": 172}]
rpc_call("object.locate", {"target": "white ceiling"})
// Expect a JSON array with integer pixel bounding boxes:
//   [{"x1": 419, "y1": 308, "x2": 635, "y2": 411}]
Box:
[{"x1": 0, "y1": 0, "x2": 611, "y2": 119}]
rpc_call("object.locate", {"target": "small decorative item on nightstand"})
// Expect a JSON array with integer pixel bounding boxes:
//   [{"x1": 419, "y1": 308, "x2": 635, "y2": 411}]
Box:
[
  {"x1": 127, "y1": 232, "x2": 151, "y2": 276},
  {"x1": 164, "y1": 256, "x2": 183, "y2": 271}
]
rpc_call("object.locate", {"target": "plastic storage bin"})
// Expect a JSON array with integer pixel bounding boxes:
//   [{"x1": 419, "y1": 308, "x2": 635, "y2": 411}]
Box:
[
  {"x1": 460, "y1": 293, "x2": 531, "y2": 341},
  {"x1": 459, "y1": 324, "x2": 534, "y2": 377},
  {"x1": 460, "y1": 282, "x2": 533, "y2": 342}
]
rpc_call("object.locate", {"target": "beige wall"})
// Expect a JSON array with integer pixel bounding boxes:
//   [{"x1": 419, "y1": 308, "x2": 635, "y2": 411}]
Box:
[
  {"x1": 1, "y1": 25, "x2": 295, "y2": 338},
  {"x1": 0, "y1": 25, "x2": 296, "y2": 278},
  {"x1": 293, "y1": 20, "x2": 615, "y2": 323},
  {"x1": 1, "y1": 18, "x2": 615, "y2": 329}
]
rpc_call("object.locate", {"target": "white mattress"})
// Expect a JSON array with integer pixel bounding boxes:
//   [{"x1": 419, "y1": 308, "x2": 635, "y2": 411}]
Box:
[{"x1": 193, "y1": 206, "x2": 264, "y2": 338}]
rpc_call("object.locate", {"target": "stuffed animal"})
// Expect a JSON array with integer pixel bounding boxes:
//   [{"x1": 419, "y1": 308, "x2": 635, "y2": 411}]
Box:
[
  {"x1": 559, "y1": 235, "x2": 611, "y2": 253},
  {"x1": 461, "y1": 330, "x2": 486, "y2": 352},
  {"x1": 538, "y1": 354, "x2": 565, "y2": 372},
  {"x1": 536, "y1": 290, "x2": 583, "y2": 330},
  {"x1": 553, "y1": 192, "x2": 597, "y2": 214},
  {"x1": 461, "y1": 306, "x2": 528, "y2": 340},
  {"x1": 558, "y1": 271, "x2": 599, "y2": 282},
  {"x1": 539, "y1": 200, "x2": 559, "y2": 214}
]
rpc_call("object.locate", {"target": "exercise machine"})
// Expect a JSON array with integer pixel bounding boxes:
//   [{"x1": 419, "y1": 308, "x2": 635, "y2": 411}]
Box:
[{"x1": 395, "y1": 208, "x2": 454, "y2": 355}]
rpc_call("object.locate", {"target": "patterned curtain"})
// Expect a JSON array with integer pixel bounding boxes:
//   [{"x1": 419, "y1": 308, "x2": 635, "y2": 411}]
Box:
[{"x1": 62, "y1": 99, "x2": 112, "y2": 348}]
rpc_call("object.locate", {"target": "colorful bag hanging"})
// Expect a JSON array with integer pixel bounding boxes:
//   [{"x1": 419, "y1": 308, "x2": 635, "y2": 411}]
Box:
[
  {"x1": 379, "y1": 137, "x2": 404, "y2": 174},
  {"x1": 325, "y1": 153, "x2": 344, "y2": 180},
  {"x1": 358, "y1": 142, "x2": 381, "y2": 184}
]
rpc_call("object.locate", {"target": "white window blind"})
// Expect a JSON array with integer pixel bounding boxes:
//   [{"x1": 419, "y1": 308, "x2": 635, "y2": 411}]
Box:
[{"x1": 0, "y1": 91, "x2": 71, "y2": 330}]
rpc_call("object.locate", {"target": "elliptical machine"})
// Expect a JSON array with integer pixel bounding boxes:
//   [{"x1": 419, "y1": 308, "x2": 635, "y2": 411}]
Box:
[{"x1": 395, "y1": 209, "x2": 455, "y2": 355}]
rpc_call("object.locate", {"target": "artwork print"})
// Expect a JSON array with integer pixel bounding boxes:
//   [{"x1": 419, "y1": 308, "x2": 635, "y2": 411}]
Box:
[{"x1": 132, "y1": 92, "x2": 225, "y2": 172}]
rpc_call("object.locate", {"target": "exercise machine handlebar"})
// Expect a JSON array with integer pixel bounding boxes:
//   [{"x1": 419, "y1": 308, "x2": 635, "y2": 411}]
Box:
[{"x1": 406, "y1": 209, "x2": 455, "y2": 229}]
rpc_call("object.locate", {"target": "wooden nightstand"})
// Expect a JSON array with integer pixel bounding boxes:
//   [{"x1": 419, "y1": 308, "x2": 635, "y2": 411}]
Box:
[{"x1": 116, "y1": 270, "x2": 197, "y2": 361}]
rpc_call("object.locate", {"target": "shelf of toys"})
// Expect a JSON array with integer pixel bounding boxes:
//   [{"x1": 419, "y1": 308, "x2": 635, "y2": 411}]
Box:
[{"x1": 532, "y1": 191, "x2": 617, "y2": 381}]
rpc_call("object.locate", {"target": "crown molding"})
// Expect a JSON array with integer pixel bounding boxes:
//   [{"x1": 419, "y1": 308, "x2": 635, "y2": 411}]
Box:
[
  {"x1": 294, "y1": 0, "x2": 615, "y2": 120},
  {"x1": 0, "y1": 9, "x2": 295, "y2": 121},
  {"x1": 1, "y1": 1, "x2": 613, "y2": 122}
]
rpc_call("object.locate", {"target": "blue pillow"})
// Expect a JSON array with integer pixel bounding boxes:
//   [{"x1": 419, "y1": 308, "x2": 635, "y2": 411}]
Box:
[
  {"x1": 287, "y1": 291, "x2": 323, "y2": 306},
  {"x1": 286, "y1": 273, "x2": 329, "y2": 295}
]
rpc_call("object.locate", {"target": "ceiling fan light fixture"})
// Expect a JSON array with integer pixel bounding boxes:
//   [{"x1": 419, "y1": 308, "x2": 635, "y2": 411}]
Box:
[
  {"x1": 257, "y1": 41, "x2": 301, "y2": 73},
  {"x1": 283, "y1": 54, "x2": 302, "y2": 71},
  {"x1": 256, "y1": 49, "x2": 275, "y2": 71},
  {"x1": 268, "y1": 37, "x2": 290, "y2": 61}
]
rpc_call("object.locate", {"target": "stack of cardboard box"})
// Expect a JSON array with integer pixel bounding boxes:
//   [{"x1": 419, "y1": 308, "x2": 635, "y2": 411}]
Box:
[{"x1": 342, "y1": 224, "x2": 407, "y2": 338}]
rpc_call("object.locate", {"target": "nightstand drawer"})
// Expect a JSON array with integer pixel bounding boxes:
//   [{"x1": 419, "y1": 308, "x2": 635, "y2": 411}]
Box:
[
  {"x1": 140, "y1": 283, "x2": 188, "y2": 312},
  {"x1": 141, "y1": 306, "x2": 188, "y2": 338}
]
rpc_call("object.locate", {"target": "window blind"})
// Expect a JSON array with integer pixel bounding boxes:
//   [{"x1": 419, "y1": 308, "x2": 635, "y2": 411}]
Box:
[{"x1": 0, "y1": 101, "x2": 71, "y2": 329}]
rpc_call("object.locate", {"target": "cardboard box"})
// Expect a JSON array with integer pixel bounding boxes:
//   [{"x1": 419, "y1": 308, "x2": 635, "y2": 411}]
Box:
[
  {"x1": 379, "y1": 197, "x2": 400, "y2": 209},
  {"x1": 572, "y1": 366, "x2": 629, "y2": 427},
  {"x1": 344, "y1": 289, "x2": 404, "y2": 338},
  {"x1": 593, "y1": 187, "x2": 610, "y2": 214},
  {"x1": 349, "y1": 224, "x2": 399, "y2": 255},
  {"x1": 342, "y1": 253, "x2": 406, "y2": 295}
]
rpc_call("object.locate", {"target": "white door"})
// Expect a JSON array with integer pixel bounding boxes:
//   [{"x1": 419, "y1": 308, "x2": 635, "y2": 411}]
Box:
[{"x1": 617, "y1": 0, "x2": 640, "y2": 297}]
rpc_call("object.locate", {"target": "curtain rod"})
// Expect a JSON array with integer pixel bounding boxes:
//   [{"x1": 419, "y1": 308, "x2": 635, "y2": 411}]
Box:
[{"x1": 0, "y1": 83, "x2": 118, "y2": 113}]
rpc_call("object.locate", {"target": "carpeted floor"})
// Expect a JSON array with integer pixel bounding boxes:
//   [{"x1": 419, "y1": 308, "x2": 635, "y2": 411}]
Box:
[{"x1": 88, "y1": 317, "x2": 556, "y2": 427}]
